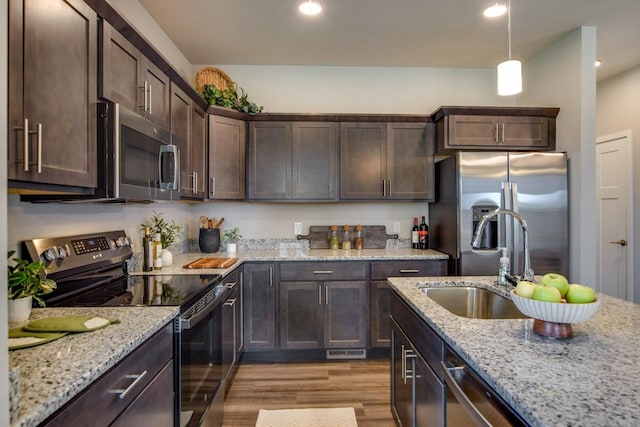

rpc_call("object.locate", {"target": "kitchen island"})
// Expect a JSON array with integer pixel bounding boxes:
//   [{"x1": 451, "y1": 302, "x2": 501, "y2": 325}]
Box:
[
  {"x1": 388, "y1": 276, "x2": 640, "y2": 427},
  {"x1": 8, "y1": 306, "x2": 178, "y2": 427}
]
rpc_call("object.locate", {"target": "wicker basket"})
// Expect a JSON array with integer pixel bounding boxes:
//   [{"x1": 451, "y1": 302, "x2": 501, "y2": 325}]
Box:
[{"x1": 195, "y1": 66, "x2": 235, "y2": 93}]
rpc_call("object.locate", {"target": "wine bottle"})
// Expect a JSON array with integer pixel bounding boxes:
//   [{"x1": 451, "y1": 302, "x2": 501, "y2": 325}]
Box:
[
  {"x1": 142, "y1": 226, "x2": 153, "y2": 272},
  {"x1": 153, "y1": 233, "x2": 163, "y2": 270},
  {"x1": 411, "y1": 217, "x2": 419, "y2": 249},
  {"x1": 418, "y1": 216, "x2": 429, "y2": 250}
]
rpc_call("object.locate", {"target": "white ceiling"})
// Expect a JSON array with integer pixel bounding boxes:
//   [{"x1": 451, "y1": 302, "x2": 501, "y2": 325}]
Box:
[{"x1": 139, "y1": 0, "x2": 640, "y2": 82}]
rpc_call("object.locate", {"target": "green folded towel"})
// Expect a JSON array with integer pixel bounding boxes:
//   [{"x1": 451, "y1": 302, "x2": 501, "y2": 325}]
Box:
[
  {"x1": 23, "y1": 315, "x2": 120, "y2": 333},
  {"x1": 9, "y1": 328, "x2": 68, "y2": 350}
]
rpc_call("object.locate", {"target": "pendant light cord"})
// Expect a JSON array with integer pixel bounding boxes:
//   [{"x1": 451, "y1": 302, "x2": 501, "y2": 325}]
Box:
[{"x1": 507, "y1": 0, "x2": 512, "y2": 60}]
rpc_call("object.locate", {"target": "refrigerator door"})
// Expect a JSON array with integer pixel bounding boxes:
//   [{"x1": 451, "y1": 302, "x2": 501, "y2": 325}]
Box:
[
  {"x1": 508, "y1": 152, "x2": 569, "y2": 277},
  {"x1": 458, "y1": 152, "x2": 508, "y2": 275}
]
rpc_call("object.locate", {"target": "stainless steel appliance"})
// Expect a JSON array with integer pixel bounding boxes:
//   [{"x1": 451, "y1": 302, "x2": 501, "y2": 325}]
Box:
[
  {"x1": 22, "y1": 231, "x2": 231, "y2": 427},
  {"x1": 429, "y1": 151, "x2": 568, "y2": 278},
  {"x1": 23, "y1": 103, "x2": 179, "y2": 203},
  {"x1": 442, "y1": 348, "x2": 527, "y2": 426}
]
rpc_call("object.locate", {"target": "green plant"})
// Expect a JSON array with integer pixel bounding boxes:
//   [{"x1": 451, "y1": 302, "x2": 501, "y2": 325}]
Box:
[
  {"x1": 200, "y1": 84, "x2": 264, "y2": 115},
  {"x1": 142, "y1": 211, "x2": 183, "y2": 249},
  {"x1": 222, "y1": 227, "x2": 242, "y2": 242},
  {"x1": 7, "y1": 250, "x2": 57, "y2": 306}
]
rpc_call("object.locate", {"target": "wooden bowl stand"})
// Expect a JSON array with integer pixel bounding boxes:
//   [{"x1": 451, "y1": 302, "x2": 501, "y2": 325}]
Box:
[{"x1": 533, "y1": 319, "x2": 573, "y2": 339}]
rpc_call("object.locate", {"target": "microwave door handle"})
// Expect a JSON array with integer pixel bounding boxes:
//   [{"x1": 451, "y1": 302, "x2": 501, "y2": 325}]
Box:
[{"x1": 113, "y1": 103, "x2": 120, "y2": 198}]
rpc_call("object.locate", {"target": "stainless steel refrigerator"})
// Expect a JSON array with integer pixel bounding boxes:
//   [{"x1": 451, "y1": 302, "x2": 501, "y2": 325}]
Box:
[{"x1": 429, "y1": 151, "x2": 568, "y2": 278}]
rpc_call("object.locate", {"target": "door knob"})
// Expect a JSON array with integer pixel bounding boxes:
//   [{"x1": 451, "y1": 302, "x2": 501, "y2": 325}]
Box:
[{"x1": 609, "y1": 239, "x2": 627, "y2": 246}]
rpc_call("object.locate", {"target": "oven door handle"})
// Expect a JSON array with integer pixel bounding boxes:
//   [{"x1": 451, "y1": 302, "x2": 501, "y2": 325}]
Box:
[
  {"x1": 441, "y1": 360, "x2": 492, "y2": 427},
  {"x1": 180, "y1": 299, "x2": 217, "y2": 330}
]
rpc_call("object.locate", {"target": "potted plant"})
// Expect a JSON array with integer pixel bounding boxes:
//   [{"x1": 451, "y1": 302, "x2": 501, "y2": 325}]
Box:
[
  {"x1": 141, "y1": 211, "x2": 183, "y2": 266},
  {"x1": 7, "y1": 250, "x2": 57, "y2": 322},
  {"x1": 222, "y1": 227, "x2": 242, "y2": 253}
]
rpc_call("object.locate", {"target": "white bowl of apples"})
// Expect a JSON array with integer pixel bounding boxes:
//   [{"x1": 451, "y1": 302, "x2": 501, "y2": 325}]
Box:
[{"x1": 510, "y1": 273, "x2": 601, "y2": 324}]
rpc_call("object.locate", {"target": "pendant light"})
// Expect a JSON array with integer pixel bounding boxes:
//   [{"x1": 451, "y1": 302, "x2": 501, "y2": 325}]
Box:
[
  {"x1": 497, "y1": 0, "x2": 522, "y2": 96},
  {"x1": 299, "y1": 0, "x2": 322, "y2": 16}
]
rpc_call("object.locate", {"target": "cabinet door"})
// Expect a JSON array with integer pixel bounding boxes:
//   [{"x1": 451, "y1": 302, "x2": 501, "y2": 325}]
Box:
[
  {"x1": 248, "y1": 122, "x2": 292, "y2": 199},
  {"x1": 387, "y1": 123, "x2": 434, "y2": 201},
  {"x1": 371, "y1": 280, "x2": 392, "y2": 348},
  {"x1": 9, "y1": 0, "x2": 97, "y2": 188},
  {"x1": 142, "y1": 60, "x2": 171, "y2": 128},
  {"x1": 292, "y1": 122, "x2": 338, "y2": 200},
  {"x1": 209, "y1": 115, "x2": 246, "y2": 200},
  {"x1": 171, "y1": 83, "x2": 193, "y2": 197},
  {"x1": 243, "y1": 263, "x2": 277, "y2": 351},
  {"x1": 340, "y1": 123, "x2": 387, "y2": 199},
  {"x1": 324, "y1": 281, "x2": 368, "y2": 348},
  {"x1": 191, "y1": 104, "x2": 207, "y2": 199},
  {"x1": 414, "y1": 351, "x2": 445, "y2": 427},
  {"x1": 391, "y1": 321, "x2": 414, "y2": 427},
  {"x1": 100, "y1": 21, "x2": 142, "y2": 112},
  {"x1": 446, "y1": 115, "x2": 499, "y2": 147},
  {"x1": 280, "y1": 281, "x2": 323, "y2": 349},
  {"x1": 500, "y1": 116, "x2": 549, "y2": 148}
]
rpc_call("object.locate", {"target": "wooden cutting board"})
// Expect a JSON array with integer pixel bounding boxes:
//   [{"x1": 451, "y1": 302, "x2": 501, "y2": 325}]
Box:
[
  {"x1": 297, "y1": 225, "x2": 398, "y2": 249},
  {"x1": 183, "y1": 258, "x2": 238, "y2": 269}
]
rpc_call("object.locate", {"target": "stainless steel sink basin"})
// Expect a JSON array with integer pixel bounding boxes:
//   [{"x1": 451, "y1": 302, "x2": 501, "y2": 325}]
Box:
[{"x1": 420, "y1": 287, "x2": 528, "y2": 319}]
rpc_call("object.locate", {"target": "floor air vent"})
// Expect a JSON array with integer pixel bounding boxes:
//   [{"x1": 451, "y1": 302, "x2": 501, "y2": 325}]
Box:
[{"x1": 326, "y1": 349, "x2": 367, "y2": 360}]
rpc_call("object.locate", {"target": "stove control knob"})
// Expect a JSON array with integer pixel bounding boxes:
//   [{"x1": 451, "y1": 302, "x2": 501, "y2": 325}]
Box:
[
  {"x1": 43, "y1": 247, "x2": 58, "y2": 261},
  {"x1": 57, "y1": 246, "x2": 68, "y2": 258},
  {"x1": 114, "y1": 237, "x2": 125, "y2": 247}
]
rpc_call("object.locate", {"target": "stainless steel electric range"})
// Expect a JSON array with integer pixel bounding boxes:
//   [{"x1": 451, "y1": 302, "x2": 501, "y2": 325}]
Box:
[{"x1": 23, "y1": 230, "x2": 232, "y2": 427}]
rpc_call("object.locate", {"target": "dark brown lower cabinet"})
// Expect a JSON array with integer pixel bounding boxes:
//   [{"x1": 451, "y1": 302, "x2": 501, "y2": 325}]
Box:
[
  {"x1": 280, "y1": 280, "x2": 368, "y2": 350},
  {"x1": 243, "y1": 263, "x2": 277, "y2": 351}
]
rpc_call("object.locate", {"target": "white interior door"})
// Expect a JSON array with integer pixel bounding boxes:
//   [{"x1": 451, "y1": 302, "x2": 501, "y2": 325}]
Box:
[{"x1": 595, "y1": 130, "x2": 634, "y2": 301}]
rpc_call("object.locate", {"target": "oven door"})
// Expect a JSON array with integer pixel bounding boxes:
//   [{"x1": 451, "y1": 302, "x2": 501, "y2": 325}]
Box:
[
  {"x1": 177, "y1": 292, "x2": 226, "y2": 427},
  {"x1": 117, "y1": 103, "x2": 178, "y2": 201}
]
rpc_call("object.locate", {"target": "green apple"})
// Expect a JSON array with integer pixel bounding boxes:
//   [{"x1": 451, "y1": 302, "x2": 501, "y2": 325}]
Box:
[
  {"x1": 539, "y1": 273, "x2": 570, "y2": 297},
  {"x1": 532, "y1": 284, "x2": 562, "y2": 303},
  {"x1": 566, "y1": 284, "x2": 597, "y2": 303},
  {"x1": 515, "y1": 281, "x2": 536, "y2": 298}
]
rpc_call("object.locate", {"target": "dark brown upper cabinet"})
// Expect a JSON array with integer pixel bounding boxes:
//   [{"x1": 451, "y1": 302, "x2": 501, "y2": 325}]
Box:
[
  {"x1": 8, "y1": 0, "x2": 98, "y2": 191},
  {"x1": 340, "y1": 122, "x2": 434, "y2": 201},
  {"x1": 209, "y1": 115, "x2": 246, "y2": 200},
  {"x1": 100, "y1": 21, "x2": 170, "y2": 129},
  {"x1": 171, "y1": 82, "x2": 206, "y2": 200},
  {"x1": 247, "y1": 121, "x2": 338, "y2": 201},
  {"x1": 432, "y1": 106, "x2": 559, "y2": 153}
]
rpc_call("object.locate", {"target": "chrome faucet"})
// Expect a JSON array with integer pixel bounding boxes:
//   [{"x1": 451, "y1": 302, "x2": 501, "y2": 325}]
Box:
[{"x1": 471, "y1": 208, "x2": 534, "y2": 282}]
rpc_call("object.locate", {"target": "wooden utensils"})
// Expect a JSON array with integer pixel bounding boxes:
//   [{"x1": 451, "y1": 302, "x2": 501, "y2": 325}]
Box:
[{"x1": 200, "y1": 216, "x2": 225, "y2": 229}]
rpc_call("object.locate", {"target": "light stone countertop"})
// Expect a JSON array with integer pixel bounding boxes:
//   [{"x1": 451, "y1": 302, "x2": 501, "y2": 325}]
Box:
[
  {"x1": 388, "y1": 276, "x2": 640, "y2": 427},
  {"x1": 8, "y1": 306, "x2": 178, "y2": 427},
  {"x1": 129, "y1": 248, "x2": 449, "y2": 277}
]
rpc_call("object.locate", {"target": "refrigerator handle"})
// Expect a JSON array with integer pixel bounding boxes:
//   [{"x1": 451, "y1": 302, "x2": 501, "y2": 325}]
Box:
[
  {"x1": 502, "y1": 181, "x2": 512, "y2": 210},
  {"x1": 511, "y1": 181, "x2": 519, "y2": 213}
]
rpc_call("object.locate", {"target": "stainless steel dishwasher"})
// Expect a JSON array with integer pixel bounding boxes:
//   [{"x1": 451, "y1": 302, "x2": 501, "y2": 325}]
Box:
[{"x1": 441, "y1": 348, "x2": 528, "y2": 427}]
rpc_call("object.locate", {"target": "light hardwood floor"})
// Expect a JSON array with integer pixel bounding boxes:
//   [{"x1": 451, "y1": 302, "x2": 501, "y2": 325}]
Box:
[{"x1": 222, "y1": 360, "x2": 396, "y2": 426}]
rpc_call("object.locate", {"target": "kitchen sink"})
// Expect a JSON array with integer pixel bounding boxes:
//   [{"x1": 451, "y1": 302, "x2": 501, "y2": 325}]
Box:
[{"x1": 420, "y1": 287, "x2": 528, "y2": 319}]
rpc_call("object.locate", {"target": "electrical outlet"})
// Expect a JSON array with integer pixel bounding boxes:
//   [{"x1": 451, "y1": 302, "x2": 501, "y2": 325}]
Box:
[
  {"x1": 393, "y1": 221, "x2": 400, "y2": 233},
  {"x1": 294, "y1": 222, "x2": 302, "y2": 235}
]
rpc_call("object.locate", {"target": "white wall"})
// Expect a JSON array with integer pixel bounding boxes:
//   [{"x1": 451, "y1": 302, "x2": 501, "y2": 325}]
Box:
[
  {"x1": 519, "y1": 27, "x2": 597, "y2": 285},
  {"x1": 596, "y1": 65, "x2": 640, "y2": 302},
  {"x1": 1, "y1": 0, "x2": 10, "y2": 422}
]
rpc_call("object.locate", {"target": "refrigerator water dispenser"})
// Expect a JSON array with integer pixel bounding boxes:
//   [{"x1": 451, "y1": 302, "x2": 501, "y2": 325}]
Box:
[{"x1": 472, "y1": 205, "x2": 498, "y2": 249}]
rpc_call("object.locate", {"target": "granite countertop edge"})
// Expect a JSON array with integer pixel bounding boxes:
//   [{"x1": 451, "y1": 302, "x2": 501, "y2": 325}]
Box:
[
  {"x1": 387, "y1": 276, "x2": 640, "y2": 427},
  {"x1": 8, "y1": 306, "x2": 179, "y2": 427}
]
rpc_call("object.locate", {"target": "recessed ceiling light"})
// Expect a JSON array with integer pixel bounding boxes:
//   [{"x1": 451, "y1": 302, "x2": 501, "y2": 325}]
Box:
[
  {"x1": 299, "y1": 0, "x2": 322, "y2": 16},
  {"x1": 595, "y1": 60, "x2": 602, "y2": 68},
  {"x1": 483, "y1": 3, "x2": 507, "y2": 18}
]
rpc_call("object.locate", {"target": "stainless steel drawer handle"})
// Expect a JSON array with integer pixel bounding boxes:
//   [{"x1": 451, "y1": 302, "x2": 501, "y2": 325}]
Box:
[
  {"x1": 108, "y1": 370, "x2": 147, "y2": 399},
  {"x1": 399, "y1": 269, "x2": 420, "y2": 274},
  {"x1": 225, "y1": 282, "x2": 237, "y2": 289},
  {"x1": 441, "y1": 361, "x2": 492, "y2": 427},
  {"x1": 224, "y1": 298, "x2": 236, "y2": 306},
  {"x1": 313, "y1": 270, "x2": 334, "y2": 274}
]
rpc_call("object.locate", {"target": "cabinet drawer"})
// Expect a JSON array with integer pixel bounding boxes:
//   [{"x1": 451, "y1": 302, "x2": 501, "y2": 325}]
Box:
[
  {"x1": 371, "y1": 260, "x2": 446, "y2": 280},
  {"x1": 280, "y1": 262, "x2": 367, "y2": 281},
  {"x1": 43, "y1": 323, "x2": 174, "y2": 427}
]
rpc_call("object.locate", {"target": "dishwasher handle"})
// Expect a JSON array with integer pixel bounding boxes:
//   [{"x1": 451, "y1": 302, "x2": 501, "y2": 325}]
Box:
[{"x1": 441, "y1": 360, "x2": 492, "y2": 427}]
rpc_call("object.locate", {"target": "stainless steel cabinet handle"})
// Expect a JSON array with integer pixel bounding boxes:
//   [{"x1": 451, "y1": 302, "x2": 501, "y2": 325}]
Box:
[
  {"x1": 23, "y1": 118, "x2": 29, "y2": 171},
  {"x1": 399, "y1": 269, "x2": 420, "y2": 274},
  {"x1": 224, "y1": 298, "x2": 236, "y2": 307},
  {"x1": 269, "y1": 266, "x2": 273, "y2": 287},
  {"x1": 225, "y1": 282, "x2": 237, "y2": 289},
  {"x1": 501, "y1": 123, "x2": 505, "y2": 142},
  {"x1": 36, "y1": 123, "x2": 42, "y2": 173},
  {"x1": 610, "y1": 239, "x2": 627, "y2": 246},
  {"x1": 191, "y1": 172, "x2": 197, "y2": 193},
  {"x1": 108, "y1": 370, "x2": 147, "y2": 399},
  {"x1": 318, "y1": 284, "x2": 322, "y2": 305},
  {"x1": 495, "y1": 124, "x2": 499, "y2": 142},
  {"x1": 382, "y1": 179, "x2": 386, "y2": 197},
  {"x1": 441, "y1": 361, "x2": 492, "y2": 427},
  {"x1": 401, "y1": 345, "x2": 406, "y2": 382},
  {"x1": 143, "y1": 81, "x2": 148, "y2": 111},
  {"x1": 210, "y1": 177, "x2": 216, "y2": 197},
  {"x1": 388, "y1": 179, "x2": 391, "y2": 197},
  {"x1": 148, "y1": 84, "x2": 153, "y2": 115},
  {"x1": 325, "y1": 284, "x2": 329, "y2": 305},
  {"x1": 313, "y1": 270, "x2": 334, "y2": 274},
  {"x1": 404, "y1": 349, "x2": 416, "y2": 382}
]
